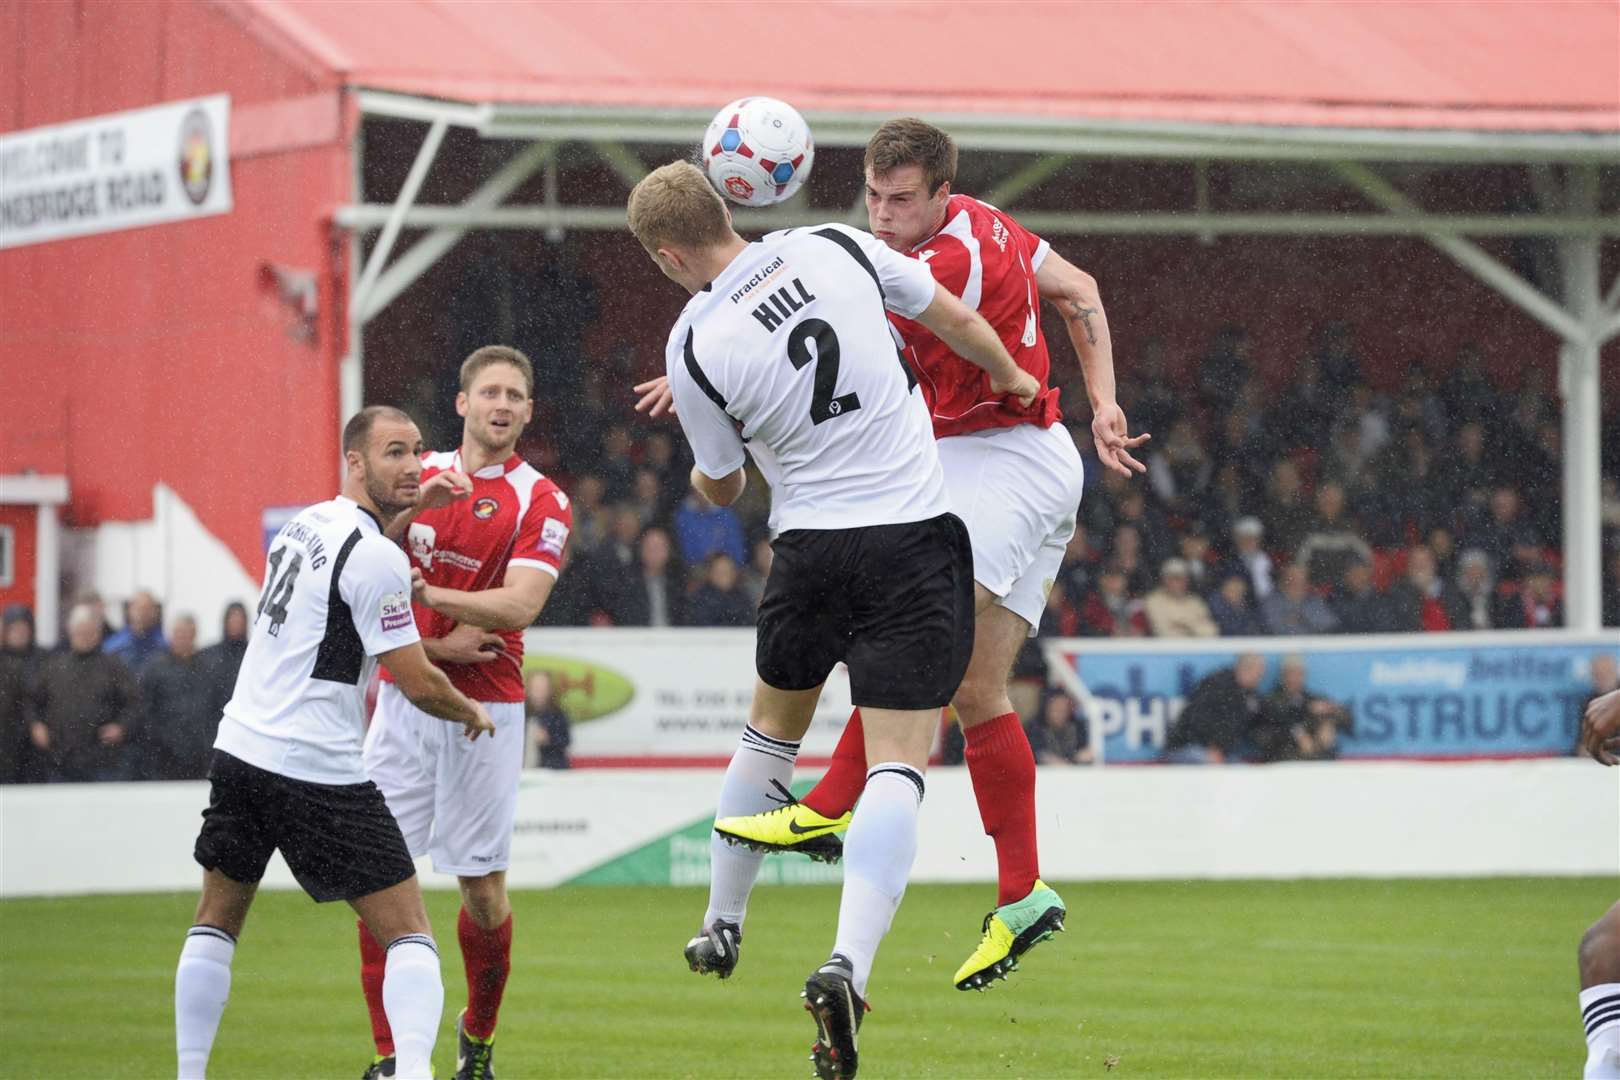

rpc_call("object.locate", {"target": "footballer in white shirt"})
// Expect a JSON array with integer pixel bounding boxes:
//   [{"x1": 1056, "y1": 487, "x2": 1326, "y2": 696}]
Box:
[
  {"x1": 174, "y1": 406, "x2": 493, "y2": 1080},
  {"x1": 627, "y1": 160, "x2": 1037, "y2": 1080}
]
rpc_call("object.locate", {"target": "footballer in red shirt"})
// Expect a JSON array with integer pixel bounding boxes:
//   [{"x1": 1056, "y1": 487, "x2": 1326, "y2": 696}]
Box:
[
  {"x1": 357, "y1": 346, "x2": 571, "y2": 1080},
  {"x1": 651, "y1": 119, "x2": 1149, "y2": 994}
]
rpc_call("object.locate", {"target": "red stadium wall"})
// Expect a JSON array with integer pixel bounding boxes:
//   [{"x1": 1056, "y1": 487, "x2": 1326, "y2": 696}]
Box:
[
  {"x1": 0, "y1": 0, "x2": 353, "y2": 580},
  {"x1": 0, "y1": 505, "x2": 38, "y2": 612}
]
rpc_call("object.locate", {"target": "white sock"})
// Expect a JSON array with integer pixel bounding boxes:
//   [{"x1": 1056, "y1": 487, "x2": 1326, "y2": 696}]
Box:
[
  {"x1": 703, "y1": 725, "x2": 800, "y2": 930},
  {"x1": 384, "y1": 934, "x2": 444, "y2": 1080},
  {"x1": 175, "y1": 925, "x2": 235, "y2": 1080},
  {"x1": 1583, "y1": 984, "x2": 1620, "y2": 1079},
  {"x1": 832, "y1": 763, "x2": 924, "y2": 998}
]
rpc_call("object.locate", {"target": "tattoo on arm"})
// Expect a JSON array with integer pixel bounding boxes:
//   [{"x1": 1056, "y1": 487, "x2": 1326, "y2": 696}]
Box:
[{"x1": 1069, "y1": 301, "x2": 1098, "y2": 346}]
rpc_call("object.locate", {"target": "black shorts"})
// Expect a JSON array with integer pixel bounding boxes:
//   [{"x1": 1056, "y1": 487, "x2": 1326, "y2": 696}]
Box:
[
  {"x1": 756, "y1": 512, "x2": 975, "y2": 711},
  {"x1": 193, "y1": 750, "x2": 417, "y2": 903}
]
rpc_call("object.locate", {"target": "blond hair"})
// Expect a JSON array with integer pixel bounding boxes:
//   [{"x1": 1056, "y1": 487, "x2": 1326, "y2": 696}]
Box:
[
  {"x1": 865, "y1": 118, "x2": 957, "y2": 194},
  {"x1": 460, "y1": 345, "x2": 534, "y2": 397},
  {"x1": 627, "y1": 161, "x2": 732, "y2": 252}
]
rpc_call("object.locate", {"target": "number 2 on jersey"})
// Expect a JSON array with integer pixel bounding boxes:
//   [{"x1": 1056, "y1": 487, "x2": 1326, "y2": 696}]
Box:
[
  {"x1": 787, "y1": 318, "x2": 862, "y2": 425},
  {"x1": 256, "y1": 545, "x2": 303, "y2": 637}
]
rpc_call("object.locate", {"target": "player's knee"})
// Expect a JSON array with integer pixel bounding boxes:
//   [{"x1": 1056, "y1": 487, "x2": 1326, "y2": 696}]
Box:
[
  {"x1": 953, "y1": 670, "x2": 1008, "y2": 724},
  {"x1": 458, "y1": 873, "x2": 510, "y2": 928},
  {"x1": 1579, "y1": 906, "x2": 1620, "y2": 986}
]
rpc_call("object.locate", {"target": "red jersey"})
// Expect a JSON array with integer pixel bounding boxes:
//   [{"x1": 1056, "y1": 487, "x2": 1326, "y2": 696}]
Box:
[
  {"x1": 381, "y1": 449, "x2": 571, "y2": 703},
  {"x1": 888, "y1": 194, "x2": 1062, "y2": 439}
]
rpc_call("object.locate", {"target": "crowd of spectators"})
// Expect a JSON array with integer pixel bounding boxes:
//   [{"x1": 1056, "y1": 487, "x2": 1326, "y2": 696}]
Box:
[
  {"x1": 529, "y1": 323, "x2": 1618, "y2": 641},
  {"x1": 0, "y1": 595, "x2": 248, "y2": 785}
]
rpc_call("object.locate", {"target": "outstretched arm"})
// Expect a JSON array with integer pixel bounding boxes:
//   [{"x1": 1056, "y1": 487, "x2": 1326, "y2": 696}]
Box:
[
  {"x1": 413, "y1": 565, "x2": 556, "y2": 631},
  {"x1": 1036, "y1": 251, "x2": 1148, "y2": 476}
]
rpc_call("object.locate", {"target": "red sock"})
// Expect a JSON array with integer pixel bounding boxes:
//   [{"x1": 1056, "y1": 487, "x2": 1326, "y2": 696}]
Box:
[
  {"x1": 459, "y1": 907, "x2": 513, "y2": 1041},
  {"x1": 358, "y1": 919, "x2": 394, "y2": 1057},
  {"x1": 802, "y1": 708, "x2": 867, "y2": 817},
  {"x1": 963, "y1": 712, "x2": 1040, "y2": 906}
]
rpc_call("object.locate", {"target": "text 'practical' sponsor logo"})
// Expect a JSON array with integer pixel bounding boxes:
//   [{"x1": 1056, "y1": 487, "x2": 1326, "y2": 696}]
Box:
[{"x1": 525, "y1": 653, "x2": 634, "y2": 721}]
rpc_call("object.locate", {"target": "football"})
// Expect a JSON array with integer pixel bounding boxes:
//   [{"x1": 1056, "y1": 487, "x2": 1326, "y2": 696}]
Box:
[{"x1": 701, "y1": 97, "x2": 815, "y2": 208}]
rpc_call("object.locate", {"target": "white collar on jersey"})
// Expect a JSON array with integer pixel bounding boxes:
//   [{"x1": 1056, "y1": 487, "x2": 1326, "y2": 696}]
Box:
[
  {"x1": 333, "y1": 495, "x2": 383, "y2": 533},
  {"x1": 451, "y1": 449, "x2": 520, "y2": 480}
]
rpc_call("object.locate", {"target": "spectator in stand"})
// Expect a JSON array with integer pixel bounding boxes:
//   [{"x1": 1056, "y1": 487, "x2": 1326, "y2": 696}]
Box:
[
  {"x1": 1034, "y1": 577, "x2": 1082, "y2": 640},
  {"x1": 1163, "y1": 653, "x2": 1266, "y2": 764},
  {"x1": 0, "y1": 622, "x2": 32, "y2": 784},
  {"x1": 1253, "y1": 655, "x2": 1351, "y2": 762},
  {"x1": 604, "y1": 527, "x2": 685, "y2": 627},
  {"x1": 687, "y1": 553, "x2": 755, "y2": 628},
  {"x1": 103, "y1": 589, "x2": 167, "y2": 676},
  {"x1": 141, "y1": 614, "x2": 215, "y2": 780},
  {"x1": 641, "y1": 428, "x2": 684, "y2": 488},
  {"x1": 1269, "y1": 355, "x2": 1334, "y2": 456},
  {"x1": 1144, "y1": 559, "x2": 1218, "y2": 638},
  {"x1": 1209, "y1": 574, "x2": 1264, "y2": 637},
  {"x1": 196, "y1": 601, "x2": 248, "y2": 725},
  {"x1": 628, "y1": 468, "x2": 667, "y2": 529},
  {"x1": 1332, "y1": 558, "x2": 1396, "y2": 634},
  {"x1": 1467, "y1": 486, "x2": 1543, "y2": 582},
  {"x1": 1056, "y1": 525, "x2": 1101, "y2": 610},
  {"x1": 567, "y1": 474, "x2": 611, "y2": 554},
  {"x1": 580, "y1": 506, "x2": 643, "y2": 619},
  {"x1": 673, "y1": 490, "x2": 747, "y2": 568},
  {"x1": 1297, "y1": 482, "x2": 1373, "y2": 590},
  {"x1": 1367, "y1": 426, "x2": 1441, "y2": 547},
  {"x1": 35, "y1": 604, "x2": 141, "y2": 781},
  {"x1": 1387, "y1": 545, "x2": 1460, "y2": 632},
  {"x1": 1440, "y1": 343, "x2": 1500, "y2": 425},
  {"x1": 104, "y1": 590, "x2": 165, "y2": 672},
  {"x1": 538, "y1": 543, "x2": 591, "y2": 627},
  {"x1": 1116, "y1": 489, "x2": 1174, "y2": 570},
  {"x1": 1344, "y1": 384, "x2": 1392, "y2": 463},
  {"x1": 524, "y1": 670, "x2": 572, "y2": 770},
  {"x1": 1221, "y1": 517, "x2": 1275, "y2": 603},
  {"x1": 1108, "y1": 523, "x2": 1152, "y2": 597},
  {"x1": 1080, "y1": 563, "x2": 1148, "y2": 638},
  {"x1": 1440, "y1": 421, "x2": 1497, "y2": 515},
  {"x1": 597, "y1": 423, "x2": 637, "y2": 500},
  {"x1": 1026, "y1": 689, "x2": 1092, "y2": 765},
  {"x1": 1197, "y1": 323, "x2": 1254, "y2": 414},
  {"x1": 68, "y1": 588, "x2": 116, "y2": 644},
  {"x1": 1263, "y1": 459, "x2": 1314, "y2": 556},
  {"x1": 1262, "y1": 563, "x2": 1339, "y2": 636},
  {"x1": 1126, "y1": 336, "x2": 1181, "y2": 437},
  {"x1": 1322, "y1": 421, "x2": 1376, "y2": 502},
  {"x1": 1451, "y1": 549, "x2": 1498, "y2": 631},
  {"x1": 1146, "y1": 418, "x2": 1213, "y2": 516},
  {"x1": 1177, "y1": 524, "x2": 1216, "y2": 596},
  {"x1": 2, "y1": 605, "x2": 45, "y2": 782},
  {"x1": 1427, "y1": 526, "x2": 1459, "y2": 584},
  {"x1": 1497, "y1": 560, "x2": 1563, "y2": 629},
  {"x1": 1313, "y1": 321, "x2": 1363, "y2": 399}
]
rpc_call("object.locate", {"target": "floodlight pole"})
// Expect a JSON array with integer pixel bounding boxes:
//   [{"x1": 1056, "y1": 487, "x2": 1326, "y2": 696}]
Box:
[{"x1": 1558, "y1": 165, "x2": 1605, "y2": 633}]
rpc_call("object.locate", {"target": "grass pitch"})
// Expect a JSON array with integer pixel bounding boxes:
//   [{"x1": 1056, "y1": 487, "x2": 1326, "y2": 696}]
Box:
[{"x1": 1, "y1": 877, "x2": 1609, "y2": 1078}]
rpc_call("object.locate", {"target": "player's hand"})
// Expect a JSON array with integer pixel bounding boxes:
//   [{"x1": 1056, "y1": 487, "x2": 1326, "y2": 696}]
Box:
[
  {"x1": 633, "y1": 376, "x2": 676, "y2": 418},
  {"x1": 436, "y1": 622, "x2": 506, "y2": 665},
  {"x1": 1581, "y1": 687, "x2": 1620, "y2": 765},
  {"x1": 410, "y1": 567, "x2": 434, "y2": 606},
  {"x1": 991, "y1": 368, "x2": 1041, "y2": 409},
  {"x1": 1091, "y1": 401, "x2": 1150, "y2": 478},
  {"x1": 416, "y1": 470, "x2": 473, "y2": 510},
  {"x1": 463, "y1": 702, "x2": 496, "y2": 742}
]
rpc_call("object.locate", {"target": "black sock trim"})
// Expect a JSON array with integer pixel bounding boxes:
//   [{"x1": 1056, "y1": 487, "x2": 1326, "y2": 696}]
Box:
[
  {"x1": 187, "y1": 924, "x2": 237, "y2": 945},
  {"x1": 387, "y1": 933, "x2": 438, "y2": 955},
  {"x1": 1584, "y1": 993, "x2": 1620, "y2": 1019},
  {"x1": 867, "y1": 765, "x2": 925, "y2": 802},
  {"x1": 743, "y1": 725, "x2": 802, "y2": 752},
  {"x1": 1587, "y1": 1003, "x2": 1620, "y2": 1036}
]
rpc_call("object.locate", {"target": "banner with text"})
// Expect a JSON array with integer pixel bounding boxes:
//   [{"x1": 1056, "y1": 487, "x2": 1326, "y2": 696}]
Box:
[
  {"x1": 1, "y1": 95, "x2": 232, "y2": 249},
  {"x1": 1044, "y1": 632, "x2": 1618, "y2": 763},
  {"x1": 522, "y1": 628, "x2": 854, "y2": 759}
]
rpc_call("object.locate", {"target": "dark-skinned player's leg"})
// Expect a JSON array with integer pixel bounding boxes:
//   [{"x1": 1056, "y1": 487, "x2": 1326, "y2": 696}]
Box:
[{"x1": 1579, "y1": 901, "x2": 1620, "y2": 1078}]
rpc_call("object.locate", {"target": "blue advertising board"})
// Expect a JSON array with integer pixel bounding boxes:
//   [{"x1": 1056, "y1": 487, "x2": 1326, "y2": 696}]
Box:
[{"x1": 1044, "y1": 633, "x2": 1619, "y2": 763}]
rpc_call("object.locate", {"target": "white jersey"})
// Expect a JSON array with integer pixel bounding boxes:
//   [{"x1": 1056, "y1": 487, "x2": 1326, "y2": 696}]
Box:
[
  {"x1": 215, "y1": 495, "x2": 421, "y2": 785},
  {"x1": 666, "y1": 223, "x2": 950, "y2": 534}
]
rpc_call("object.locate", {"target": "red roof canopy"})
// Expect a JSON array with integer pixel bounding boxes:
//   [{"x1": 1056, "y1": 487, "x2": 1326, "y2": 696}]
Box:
[{"x1": 240, "y1": 0, "x2": 1620, "y2": 132}]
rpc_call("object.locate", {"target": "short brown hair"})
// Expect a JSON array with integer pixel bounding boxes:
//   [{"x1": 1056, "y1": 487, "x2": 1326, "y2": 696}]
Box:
[
  {"x1": 627, "y1": 161, "x2": 732, "y2": 252},
  {"x1": 864, "y1": 118, "x2": 957, "y2": 194},
  {"x1": 460, "y1": 345, "x2": 534, "y2": 397},
  {"x1": 343, "y1": 405, "x2": 414, "y2": 453}
]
